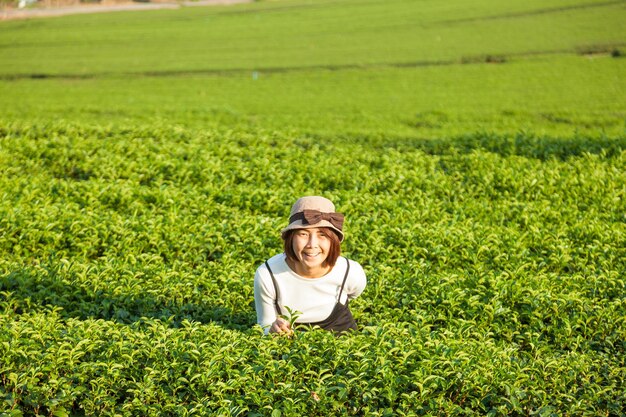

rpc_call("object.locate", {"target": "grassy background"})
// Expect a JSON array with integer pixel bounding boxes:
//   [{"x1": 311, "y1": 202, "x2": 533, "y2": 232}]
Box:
[
  {"x1": 2, "y1": 56, "x2": 624, "y2": 138},
  {"x1": 1, "y1": 0, "x2": 625, "y2": 415},
  {"x1": 1, "y1": 0, "x2": 625, "y2": 75},
  {"x1": 1, "y1": 0, "x2": 625, "y2": 138}
]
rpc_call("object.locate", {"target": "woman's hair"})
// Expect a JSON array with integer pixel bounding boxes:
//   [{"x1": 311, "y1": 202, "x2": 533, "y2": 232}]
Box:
[{"x1": 283, "y1": 227, "x2": 342, "y2": 268}]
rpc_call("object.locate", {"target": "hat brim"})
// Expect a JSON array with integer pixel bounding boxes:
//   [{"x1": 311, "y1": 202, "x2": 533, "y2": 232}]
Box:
[{"x1": 281, "y1": 220, "x2": 345, "y2": 242}]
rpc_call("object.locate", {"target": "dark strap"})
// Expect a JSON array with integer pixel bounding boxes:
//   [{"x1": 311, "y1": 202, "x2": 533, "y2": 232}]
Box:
[
  {"x1": 264, "y1": 261, "x2": 282, "y2": 316},
  {"x1": 265, "y1": 257, "x2": 351, "y2": 315},
  {"x1": 303, "y1": 259, "x2": 356, "y2": 333},
  {"x1": 337, "y1": 257, "x2": 350, "y2": 304}
]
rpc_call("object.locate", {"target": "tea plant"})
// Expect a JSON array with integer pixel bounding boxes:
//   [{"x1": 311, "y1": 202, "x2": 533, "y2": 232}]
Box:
[
  {"x1": 0, "y1": 0, "x2": 624, "y2": 414},
  {"x1": 0, "y1": 0, "x2": 624, "y2": 138},
  {"x1": 1, "y1": 122, "x2": 624, "y2": 415}
]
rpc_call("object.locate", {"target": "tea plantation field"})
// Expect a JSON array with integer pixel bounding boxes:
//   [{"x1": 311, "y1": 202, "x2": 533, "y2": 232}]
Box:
[{"x1": 1, "y1": 0, "x2": 625, "y2": 415}]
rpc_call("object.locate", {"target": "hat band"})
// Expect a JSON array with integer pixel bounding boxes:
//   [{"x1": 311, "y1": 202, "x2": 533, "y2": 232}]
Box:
[{"x1": 289, "y1": 209, "x2": 344, "y2": 231}]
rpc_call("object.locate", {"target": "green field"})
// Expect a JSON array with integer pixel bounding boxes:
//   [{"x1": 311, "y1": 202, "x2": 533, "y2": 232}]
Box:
[
  {"x1": 1, "y1": 0, "x2": 625, "y2": 415},
  {"x1": 1, "y1": 0, "x2": 625, "y2": 138}
]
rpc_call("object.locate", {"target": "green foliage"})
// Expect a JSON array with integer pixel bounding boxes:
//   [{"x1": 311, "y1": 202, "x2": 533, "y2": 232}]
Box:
[
  {"x1": 0, "y1": 0, "x2": 625, "y2": 138},
  {"x1": 0, "y1": 122, "x2": 624, "y2": 415},
  {"x1": 0, "y1": 0, "x2": 624, "y2": 414},
  {"x1": 0, "y1": 0, "x2": 624, "y2": 76}
]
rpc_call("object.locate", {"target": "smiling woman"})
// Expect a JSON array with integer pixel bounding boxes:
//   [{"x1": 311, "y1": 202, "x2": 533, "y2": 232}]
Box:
[{"x1": 254, "y1": 196, "x2": 367, "y2": 335}]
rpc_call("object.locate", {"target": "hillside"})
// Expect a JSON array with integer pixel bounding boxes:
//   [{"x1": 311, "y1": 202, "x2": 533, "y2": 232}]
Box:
[{"x1": 0, "y1": 0, "x2": 625, "y2": 415}]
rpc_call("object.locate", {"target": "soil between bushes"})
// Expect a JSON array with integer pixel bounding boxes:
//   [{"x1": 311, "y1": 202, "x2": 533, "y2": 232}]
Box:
[{"x1": 1, "y1": 0, "x2": 252, "y2": 20}]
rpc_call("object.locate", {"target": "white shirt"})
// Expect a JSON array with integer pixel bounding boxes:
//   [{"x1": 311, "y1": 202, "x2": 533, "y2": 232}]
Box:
[{"x1": 254, "y1": 253, "x2": 367, "y2": 334}]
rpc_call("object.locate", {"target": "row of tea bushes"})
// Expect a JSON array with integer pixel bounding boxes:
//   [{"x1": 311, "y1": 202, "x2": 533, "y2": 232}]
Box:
[{"x1": 1, "y1": 123, "x2": 624, "y2": 415}]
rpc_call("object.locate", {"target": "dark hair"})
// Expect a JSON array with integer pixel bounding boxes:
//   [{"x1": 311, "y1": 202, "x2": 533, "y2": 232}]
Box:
[{"x1": 283, "y1": 227, "x2": 342, "y2": 268}]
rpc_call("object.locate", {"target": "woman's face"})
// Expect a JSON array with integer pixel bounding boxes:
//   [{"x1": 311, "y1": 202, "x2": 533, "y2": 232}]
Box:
[{"x1": 291, "y1": 227, "x2": 331, "y2": 274}]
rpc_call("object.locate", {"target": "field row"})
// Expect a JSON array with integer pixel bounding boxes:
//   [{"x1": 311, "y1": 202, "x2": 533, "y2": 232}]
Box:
[
  {"x1": 2, "y1": 54, "x2": 625, "y2": 139},
  {"x1": 1, "y1": 0, "x2": 625, "y2": 75},
  {"x1": 1, "y1": 123, "x2": 624, "y2": 415}
]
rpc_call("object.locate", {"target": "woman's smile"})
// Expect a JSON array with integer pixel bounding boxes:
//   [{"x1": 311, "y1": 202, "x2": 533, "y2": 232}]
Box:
[
  {"x1": 255, "y1": 195, "x2": 365, "y2": 335},
  {"x1": 291, "y1": 228, "x2": 331, "y2": 277}
]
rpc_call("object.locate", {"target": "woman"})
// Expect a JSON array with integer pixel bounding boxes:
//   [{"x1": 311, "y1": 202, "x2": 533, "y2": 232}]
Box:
[{"x1": 254, "y1": 196, "x2": 367, "y2": 335}]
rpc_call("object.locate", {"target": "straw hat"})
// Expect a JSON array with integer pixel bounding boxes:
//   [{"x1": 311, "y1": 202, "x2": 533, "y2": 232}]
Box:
[{"x1": 281, "y1": 196, "x2": 345, "y2": 242}]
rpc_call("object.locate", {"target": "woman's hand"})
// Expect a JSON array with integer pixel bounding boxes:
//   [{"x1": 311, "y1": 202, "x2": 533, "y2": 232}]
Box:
[{"x1": 269, "y1": 317, "x2": 293, "y2": 335}]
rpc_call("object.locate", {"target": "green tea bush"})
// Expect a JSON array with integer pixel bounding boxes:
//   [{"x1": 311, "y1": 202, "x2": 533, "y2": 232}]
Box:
[{"x1": 1, "y1": 122, "x2": 624, "y2": 416}]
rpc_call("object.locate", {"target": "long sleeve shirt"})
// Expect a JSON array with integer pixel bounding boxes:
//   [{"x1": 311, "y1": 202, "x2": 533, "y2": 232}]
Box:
[{"x1": 254, "y1": 253, "x2": 367, "y2": 334}]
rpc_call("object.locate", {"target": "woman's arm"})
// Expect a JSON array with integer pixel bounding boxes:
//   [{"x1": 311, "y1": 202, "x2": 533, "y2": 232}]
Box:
[
  {"x1": 346, "y1": 260, "x2": 367, "y2": 300},
  {"x1": 254, "y1": 267, "x2": 278, "y2": 334},
  {"x1": 254, "y1": 265, "x2": 294, "y2": 335}
]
